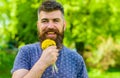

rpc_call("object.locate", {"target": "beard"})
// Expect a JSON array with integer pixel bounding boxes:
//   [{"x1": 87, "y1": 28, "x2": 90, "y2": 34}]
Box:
[{"x1": 38, "y1": 27, "x2": 64, "y2": 49}]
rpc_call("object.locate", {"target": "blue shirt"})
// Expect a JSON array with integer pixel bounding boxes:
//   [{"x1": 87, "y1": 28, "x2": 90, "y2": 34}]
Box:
[{"x1": 11, "y1": 42, "x2": 88, "y2": 78}]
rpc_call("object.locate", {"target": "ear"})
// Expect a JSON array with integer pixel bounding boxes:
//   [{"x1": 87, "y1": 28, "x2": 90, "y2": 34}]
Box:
[
  {"x1": 37, "y1": 21, "x2": 39, "y2": 28},
  {"x1": 63, "y1": 21, "x2": 66, "y2": 31}
]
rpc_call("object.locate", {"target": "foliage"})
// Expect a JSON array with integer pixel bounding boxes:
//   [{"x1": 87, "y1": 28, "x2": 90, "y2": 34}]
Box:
[
  {"x1": 0, "y1": 50, "x2": 16, "y2": 78},
  {"x1": 0, "y1": 0, "x2": 41, "y2": 48},
  {"x1": 14, "y1": 0, "x2": 40, "y2": 45},
  {"x1": 88, "y1": 68, "x2": 120, "y2": 78},
  {"x1": 0, "y1": 0, "x2": 18, "y2": 49},
  {"x1": 61, "y1": 0, "x2": 120, "y2": 48},
  {"x1": 84, "y1": 36, "x2": 120, "y2": 70}
]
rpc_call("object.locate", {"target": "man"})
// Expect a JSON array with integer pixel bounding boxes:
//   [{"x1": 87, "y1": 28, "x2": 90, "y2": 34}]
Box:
[{"x1": 11, "y1": 0, "x2": 88, "y2": 78}]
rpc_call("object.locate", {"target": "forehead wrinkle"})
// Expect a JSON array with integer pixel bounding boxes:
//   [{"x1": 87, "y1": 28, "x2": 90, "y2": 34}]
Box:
[{"x1": 39, "y1": 10, "x2": 63, "y2": 20}]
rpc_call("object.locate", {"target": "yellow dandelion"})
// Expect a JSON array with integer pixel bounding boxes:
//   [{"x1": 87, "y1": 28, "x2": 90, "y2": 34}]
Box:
[
  {"x1": 41, "y1": 39, "x2": 56, "y2": 50},
  {"x1": 41, "y1": 39, "x2": 58, "y2": 73}
]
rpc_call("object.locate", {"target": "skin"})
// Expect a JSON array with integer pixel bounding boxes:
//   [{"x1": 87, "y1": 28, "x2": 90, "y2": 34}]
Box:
[
  {"x1": 12, "y1": 10, "x2": 66, "y2": 78},
  {"x1": 38, "y1": 10, "x2": 66, "y2": 40}
]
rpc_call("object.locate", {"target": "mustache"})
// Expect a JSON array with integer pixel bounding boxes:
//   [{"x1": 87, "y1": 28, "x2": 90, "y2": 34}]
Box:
[{"x1": 42, "y1": 28, "x2": 60, "y2": 35}]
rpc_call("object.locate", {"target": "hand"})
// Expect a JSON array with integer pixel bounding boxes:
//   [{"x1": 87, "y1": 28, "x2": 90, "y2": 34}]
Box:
[{"x1": 40, "y1": 46, "x2": 59, "y2": 68}]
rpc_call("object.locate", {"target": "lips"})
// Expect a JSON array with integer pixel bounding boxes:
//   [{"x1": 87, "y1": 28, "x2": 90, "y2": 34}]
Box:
[
  {"x1": 46, "y1": 31, "x2": 57, "y2": 39},
  {"x1": 47, "y1": 32, "x2": 55, "y2": 34}
]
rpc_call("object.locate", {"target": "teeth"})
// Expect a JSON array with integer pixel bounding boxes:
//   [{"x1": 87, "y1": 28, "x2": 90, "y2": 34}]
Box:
[{"x1": 48, "y1": 32, "x2": 55, "y2": 34}]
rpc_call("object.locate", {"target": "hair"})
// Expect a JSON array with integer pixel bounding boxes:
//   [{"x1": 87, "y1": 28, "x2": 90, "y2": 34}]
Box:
[{"x1": 38, "y1": 0, "x2": 64, "y2": 19}]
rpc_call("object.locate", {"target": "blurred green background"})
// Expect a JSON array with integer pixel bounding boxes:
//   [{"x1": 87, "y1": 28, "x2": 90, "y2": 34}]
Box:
[{"x1": 0, "y1": 0, "x2": 120, "y2": 78}]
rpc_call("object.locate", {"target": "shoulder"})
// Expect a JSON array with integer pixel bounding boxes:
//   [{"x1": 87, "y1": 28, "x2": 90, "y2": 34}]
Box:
[
  {"x1": 63, "y1": 46, "x2": 81, "y2": 57},
  {"x1": 19, "y1": 42, "x2": 40, "y2": 51},
  {"x1": 17, "y1": 42, "x2": 41, "y2": 56},
  {"x1": 63, "y1": 46, "x2": 83, "y2": 61},
  {"x1": 20, "y1": 42, "x2": 40, "y2": 49}
]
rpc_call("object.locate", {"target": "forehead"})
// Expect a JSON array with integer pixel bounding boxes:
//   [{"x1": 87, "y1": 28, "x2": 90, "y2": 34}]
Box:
[{"x1": 39, "y1": 10, "x2": 63, "y2": 19}]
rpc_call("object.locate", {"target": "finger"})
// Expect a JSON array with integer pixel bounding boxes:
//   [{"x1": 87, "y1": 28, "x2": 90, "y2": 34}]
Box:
[
  {"x1": 56, "y1": 53, "x2": 59, "y2": 57},
  {"x1": 47, "y1": 45, "x2": 56, "y2": 48}
]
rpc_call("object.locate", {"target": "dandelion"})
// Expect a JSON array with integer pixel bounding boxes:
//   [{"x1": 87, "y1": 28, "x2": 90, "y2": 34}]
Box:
[{"x1": 41, "y1": 39, "x2": 58, "y2": 73}]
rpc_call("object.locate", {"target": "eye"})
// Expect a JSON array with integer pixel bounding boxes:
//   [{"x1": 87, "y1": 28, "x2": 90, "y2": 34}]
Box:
[
  {"x1": 41, "y1": 19, "x2": 48, "y2": 23},
  {"x1": 53, "y1": 19, "x2": 60, "y2": 23}
]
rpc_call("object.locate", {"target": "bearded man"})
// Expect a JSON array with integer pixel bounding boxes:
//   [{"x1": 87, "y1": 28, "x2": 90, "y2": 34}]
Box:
[{"x1": 11, "y1": 0, "x2": 88, "y2": 78}]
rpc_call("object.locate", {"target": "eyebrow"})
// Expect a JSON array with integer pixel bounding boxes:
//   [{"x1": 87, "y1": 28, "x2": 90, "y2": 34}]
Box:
[
  {"x1": 41, "y1": 18, "x2": 48, "y2": 20},
  {"x1": 41, "y1": 18, "x2": 61, "y2": 20}
]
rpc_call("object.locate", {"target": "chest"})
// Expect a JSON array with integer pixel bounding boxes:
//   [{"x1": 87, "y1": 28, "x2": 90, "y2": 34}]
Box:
[
  {"x1": 42, "y1": 55, "x2": 78, "y2": 78},
  {"x1": 42, "y1": 62, "x2": 78, "y2": 78},
  {"x1": 30, "y1": 50, "x2": 78, "y2": 78}
]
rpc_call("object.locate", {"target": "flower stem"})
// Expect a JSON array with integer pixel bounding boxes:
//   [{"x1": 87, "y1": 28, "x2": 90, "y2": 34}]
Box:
[{"x1": 52, "y1": 63, "x2": 58, "y2": 73}]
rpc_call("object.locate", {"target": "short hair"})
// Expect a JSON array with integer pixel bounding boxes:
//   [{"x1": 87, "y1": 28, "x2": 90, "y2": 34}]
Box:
[{"x1": 38, "y1": 0, "x2": 64, "y2": 16}]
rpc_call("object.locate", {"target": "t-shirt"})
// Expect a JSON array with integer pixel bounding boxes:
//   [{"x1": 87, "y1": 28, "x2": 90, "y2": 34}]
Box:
[{"x1": 11, "y1": 42, "x2": 88, "y2": 78}]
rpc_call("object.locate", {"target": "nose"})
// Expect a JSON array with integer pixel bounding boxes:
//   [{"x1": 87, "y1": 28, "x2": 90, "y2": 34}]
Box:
[{"x1": 47, "y1": 21, "x2": 54, "y2": 29}]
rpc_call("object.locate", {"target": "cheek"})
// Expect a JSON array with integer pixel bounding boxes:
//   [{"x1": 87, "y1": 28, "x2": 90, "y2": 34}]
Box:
[
  {"x1": 58, "y1": 26, "x2": 64, "y2": 33},
  {"x1": 37, "y1": 28, "x2": 43, "y2": 36},
  {"x1": 38, "y1": 25, "x2": 45, "y2": 32}
]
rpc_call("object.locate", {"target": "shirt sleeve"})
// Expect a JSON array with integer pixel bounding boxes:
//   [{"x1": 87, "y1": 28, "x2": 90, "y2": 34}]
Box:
[
  {"x1": 11, "y1": 46, "x2": 31, "y2": 74},
  {"x1": 77, "y1": 56, "x2": 88, "y2": 78}
]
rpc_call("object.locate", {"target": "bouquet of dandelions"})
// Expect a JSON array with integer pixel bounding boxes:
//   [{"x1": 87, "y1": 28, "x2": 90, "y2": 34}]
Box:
[{"x1": 41, "y1": 39, "x2": 58, "y2": 73}]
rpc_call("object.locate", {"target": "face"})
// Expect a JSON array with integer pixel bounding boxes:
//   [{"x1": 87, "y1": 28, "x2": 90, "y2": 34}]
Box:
[{"x1": 37, "y1": 10, "x2": 66, "y2": 49}]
